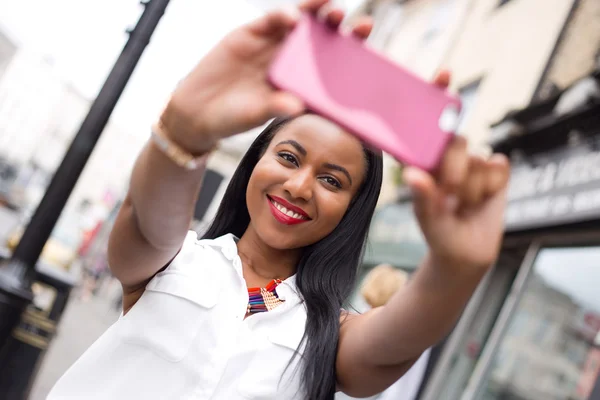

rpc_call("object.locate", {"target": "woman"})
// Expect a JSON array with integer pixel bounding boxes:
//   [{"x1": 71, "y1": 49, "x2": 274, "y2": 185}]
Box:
[{"x1": 48, "y1": 1, "x2": 510, "y2": 399}]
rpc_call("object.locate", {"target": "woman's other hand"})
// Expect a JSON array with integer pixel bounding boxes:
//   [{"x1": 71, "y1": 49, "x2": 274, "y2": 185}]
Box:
[{"x1": 404, "y1": 71, "x2": 511, "y2": 275}]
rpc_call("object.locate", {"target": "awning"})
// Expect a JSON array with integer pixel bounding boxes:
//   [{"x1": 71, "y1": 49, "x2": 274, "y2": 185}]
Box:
[{"x1": 362, "y1": 201, "x2": 427, "y2": 270}]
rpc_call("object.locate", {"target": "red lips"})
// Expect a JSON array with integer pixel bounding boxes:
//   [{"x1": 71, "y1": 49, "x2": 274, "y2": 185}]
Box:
[{"x1": 267, "y1": 195, "x2": 310, "y2": 226}]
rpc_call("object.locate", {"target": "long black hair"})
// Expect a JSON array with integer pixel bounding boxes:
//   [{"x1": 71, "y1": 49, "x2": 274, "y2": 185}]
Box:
[{"x1": 202, "y1": 116, "x2": 383, "y2": 399}]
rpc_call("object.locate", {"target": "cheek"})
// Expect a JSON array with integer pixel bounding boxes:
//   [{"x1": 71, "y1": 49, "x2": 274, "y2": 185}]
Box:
[
  {"x1": 246, "y1": 160, "x2": 281, "y2": 204},
  {"x1": 248, "y1": 158, "x2": 272, "y2": 190},
  {"x1": 316, "y1": 191, "x2": 352, "y2": 227},
  {"x1": 246, "y1": 168, "x2": 264, "y2": 210},
  {"x1": 247, "y1": 180, "x2": 263, "y2": 214}
]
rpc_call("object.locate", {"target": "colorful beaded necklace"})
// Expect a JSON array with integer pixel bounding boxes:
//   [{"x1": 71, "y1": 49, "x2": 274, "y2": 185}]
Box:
[{"x1": 247, "y1": 279, "x2": 285, "y2": 314}]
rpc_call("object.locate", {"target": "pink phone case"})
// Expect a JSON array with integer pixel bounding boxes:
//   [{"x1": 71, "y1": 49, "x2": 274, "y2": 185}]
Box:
[{"x1": 268, "y1": 14, "x2": 461, "y2": 171}]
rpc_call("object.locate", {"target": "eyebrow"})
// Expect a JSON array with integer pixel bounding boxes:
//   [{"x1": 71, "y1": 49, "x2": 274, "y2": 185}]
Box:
[
  {"x1": 277, "y1": 140, "x2": 306, "y2": 156},
  {"x1": 324, "y1": 163, "x2": 353, "y2": 186},
  {"x1": 276, "y1": 140, "x2": 353, "y2": 186}
]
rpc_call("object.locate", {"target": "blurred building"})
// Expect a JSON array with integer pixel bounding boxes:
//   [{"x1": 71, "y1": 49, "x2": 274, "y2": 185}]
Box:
[
  {"x1": 350, "y1": 0, "x2": 598, "y2": 207},
  {"x1": 534, "y1": 0, "x2": 600, "y2": 102},
  {"x1": 416, "y1": 58, "x2": 598, "y2": 400},
  {"x1": 358, "y1": 0, "x2": 585, "y2": 144},
  {"x1": 0, "y1": 29, "x2": 15, "y2": 80},
  {"x1": 0, "y1": 32, "x2": 150, "y2": 268},
  {"x1": 486, "y1": 275, "x2": 591, "y2": 400},
  {"x1": 0, "y1": 46, "x2": 147, "y2": 211},
  {"x1": 0, "y1": 51, "x2": 66, "y2": 168}
]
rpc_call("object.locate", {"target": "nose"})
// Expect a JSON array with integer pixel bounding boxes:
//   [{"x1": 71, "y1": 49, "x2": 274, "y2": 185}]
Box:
[{"x1": 282, "y1": 168, "x2": 313, "y2": 202}]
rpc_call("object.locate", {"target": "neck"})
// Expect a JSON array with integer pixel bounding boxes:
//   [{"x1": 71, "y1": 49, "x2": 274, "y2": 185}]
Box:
[{"x1": 237, "y1": 224, "x2": 301, "y2": 283}]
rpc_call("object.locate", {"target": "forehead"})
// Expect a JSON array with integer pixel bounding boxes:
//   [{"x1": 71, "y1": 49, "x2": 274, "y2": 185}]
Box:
[{"x1": 272, "y1": 115, "x2": 366, "y2": 168}]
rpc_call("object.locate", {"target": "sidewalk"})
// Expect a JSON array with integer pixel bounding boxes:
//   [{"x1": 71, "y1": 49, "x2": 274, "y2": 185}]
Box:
[{"x1": 28, "y1": 290, "x2": 120, "y2": 400}]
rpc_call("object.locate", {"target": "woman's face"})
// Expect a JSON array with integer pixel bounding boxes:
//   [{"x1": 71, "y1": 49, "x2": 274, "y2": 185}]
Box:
[{"x1": 246, "y1": 115, "x2": 367, "y2": 250}]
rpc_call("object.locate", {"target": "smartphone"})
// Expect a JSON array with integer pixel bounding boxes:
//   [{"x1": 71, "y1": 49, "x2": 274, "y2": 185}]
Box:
[{"x1": 268, "y1": 13, "x2": 461, "y2": 171}]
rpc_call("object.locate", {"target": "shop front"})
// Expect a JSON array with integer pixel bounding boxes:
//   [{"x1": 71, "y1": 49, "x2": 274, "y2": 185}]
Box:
[{"x1": 420, "y1": 72, "x2": 600, "y2": 400}]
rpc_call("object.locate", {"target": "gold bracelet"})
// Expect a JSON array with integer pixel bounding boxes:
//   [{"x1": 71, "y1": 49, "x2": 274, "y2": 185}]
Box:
[{"x1": 150, "y1": 121, "x2": 216, "y2": 170}]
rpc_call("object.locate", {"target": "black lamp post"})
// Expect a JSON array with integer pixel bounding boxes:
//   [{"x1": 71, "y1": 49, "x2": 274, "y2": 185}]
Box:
[{"x1": 0, "y1": 0, "x2": 171, "y2": 395}]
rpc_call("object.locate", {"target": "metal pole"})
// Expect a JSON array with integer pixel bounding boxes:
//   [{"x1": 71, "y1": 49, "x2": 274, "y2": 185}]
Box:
[{"x1": 0, "y1": 0, "x2": 171, "y2": 350}]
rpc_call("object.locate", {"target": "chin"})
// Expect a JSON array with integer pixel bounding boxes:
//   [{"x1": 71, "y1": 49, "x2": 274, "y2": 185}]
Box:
[{"x1": 258, "y1": 227, "x2": 304, "y2": 251}]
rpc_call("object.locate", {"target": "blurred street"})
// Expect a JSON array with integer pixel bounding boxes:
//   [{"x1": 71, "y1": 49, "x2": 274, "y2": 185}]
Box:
[{"x1": 27, "y1": 288, "x2": 120, "y2": 400}]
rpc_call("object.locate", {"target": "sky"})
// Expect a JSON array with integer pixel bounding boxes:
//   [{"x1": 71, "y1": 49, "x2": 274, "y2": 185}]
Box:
[{"x1": 0, "y1": 0, "x2": 363, "y2": 135}]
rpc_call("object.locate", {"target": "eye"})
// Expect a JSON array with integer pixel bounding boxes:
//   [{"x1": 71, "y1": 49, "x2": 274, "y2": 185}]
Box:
[
  {"x1": 278, "y1": 152, "x2": 299, "y2": 166},
  {"x1": 320, "y1": 176, "x2": 342, "y2": 188}
]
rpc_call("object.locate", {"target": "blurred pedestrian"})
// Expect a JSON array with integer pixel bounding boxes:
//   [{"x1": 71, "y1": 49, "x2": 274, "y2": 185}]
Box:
[{"x1": 361, "y1": 264, "x2": 432, "y2": 400}]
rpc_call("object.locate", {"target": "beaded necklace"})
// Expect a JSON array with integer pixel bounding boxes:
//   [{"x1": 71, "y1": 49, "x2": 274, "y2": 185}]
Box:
[{"x1": 247, "y1": 279, "x2": 285, "y2": 314}]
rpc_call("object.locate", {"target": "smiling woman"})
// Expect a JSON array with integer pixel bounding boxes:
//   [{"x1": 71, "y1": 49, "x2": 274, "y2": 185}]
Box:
[
  {"x1": 46, "y1": 1, "x2": 510, "y2": 399},
  {"x1": 242, "y1": 115, "x2": 369, "y2": 252},
  {"x1": 199, "y1": 115, "x2": 382, "y2": 395}
]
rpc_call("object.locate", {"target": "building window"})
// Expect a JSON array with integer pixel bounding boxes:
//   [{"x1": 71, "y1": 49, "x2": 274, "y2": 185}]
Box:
[
  {"x1": 422, "y1": 0, "x2": 456, "y2": 43},
  {"x1": 368, "y1": 1, "x2": 403, "y2": 50},
  {"x1": 477, "y1": 246, "x2": 600, "y2": 400},
  {"x1": 457, "y1": 80, "x2": 482, "y2": 134}
]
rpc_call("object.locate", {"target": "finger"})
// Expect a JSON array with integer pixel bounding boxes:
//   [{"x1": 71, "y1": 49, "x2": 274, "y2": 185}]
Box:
[
  {"x1": 484, "y1": 154, "x2": 511, "y2": 197},
  {"x1": 299, "y1": 0, "x2": 330, "y2": 13},
  {"x1": 326, "y1": 9, "x2": 345, "y2": 28},
  {"x1": 404, "y1": 167, "x2": 439, "y2": 222},
  {"x1": 437, "y1": 135, "x2": 468, "y2": 193},
  {"x1": 250, "y1": 6, "x2": 300, "y2": 35},
  {"x1": 459, "y1": 156, "x2": 487, "y2": 208},
  {"x1": 317, "y1": 4, "x2": 345, "y2": 28},
  {"x1": 433, "y1": 70, "x2": 451, "y2": 89},
  {"x1": 363, "y1": 142, "x2": 381, "y2": 154},
  {"x1": 351, "y1": 15, "x2": 374, "y2": 40},
  {"x1": 267, "y1": 91, "x2": 305, "y2": 118}
]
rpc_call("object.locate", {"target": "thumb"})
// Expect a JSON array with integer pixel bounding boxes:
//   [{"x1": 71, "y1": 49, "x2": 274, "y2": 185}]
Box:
[
  {"x1": 248, "y1": 6, "x2": 301, "y2": 36},
  {"x1": 267, "y1": 91, "x2": 305, "y2": 118},
  {"x1": 433, "y1": 69, "x2": 451, "y2": 89},
  {"x1": 403, "y1": 167, "x2": 439, "y2": 224}
]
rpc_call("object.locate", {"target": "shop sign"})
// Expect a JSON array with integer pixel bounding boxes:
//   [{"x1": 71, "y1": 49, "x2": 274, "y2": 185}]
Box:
[{"x1": 505, "y1": 139, "x2": 600, "y2": 231}]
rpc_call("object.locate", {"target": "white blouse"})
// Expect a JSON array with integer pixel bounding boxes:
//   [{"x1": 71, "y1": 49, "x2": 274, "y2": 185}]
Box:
[{"x1": 48, "y1": 232, "x2": 308, "y2": 400}]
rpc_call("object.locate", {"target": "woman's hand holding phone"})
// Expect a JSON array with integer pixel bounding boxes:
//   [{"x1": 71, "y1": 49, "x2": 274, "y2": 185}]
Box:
[
  {"x1": 157, "y1": 0, "x2": 373, "y2": 155},
  {"x1": 407, "y1": 70, "x2": 510, "y2": 275}
]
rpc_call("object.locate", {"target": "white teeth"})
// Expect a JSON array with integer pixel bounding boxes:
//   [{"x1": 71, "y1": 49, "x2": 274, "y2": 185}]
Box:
[{"x1": 270, "y1": 198, "x2": 307, "y2": 220}]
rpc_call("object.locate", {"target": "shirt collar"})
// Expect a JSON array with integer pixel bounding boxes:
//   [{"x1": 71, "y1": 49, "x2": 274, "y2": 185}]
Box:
[{"x1": 205, "y1": 234, "x2": 300, "y2": 299}]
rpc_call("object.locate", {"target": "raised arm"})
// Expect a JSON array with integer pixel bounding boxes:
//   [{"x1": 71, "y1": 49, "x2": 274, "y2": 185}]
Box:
[
  {"x1": 105, "y1": 4, "x2": 322, "y2": 307},
  {"x1": 336, "y1": 136, "x2": 511, "y2": 397},
  {"x1": 106, "y1": 140, "x2": 207, "y2": 290}
]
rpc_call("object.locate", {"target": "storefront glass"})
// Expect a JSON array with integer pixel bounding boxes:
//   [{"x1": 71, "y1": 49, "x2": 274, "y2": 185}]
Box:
[
  {"x1": 477, "y1": 246, "x2": 600, "y2": 400},
  {"x1": 434, "y1": 260, "x2": 517, "y2": 400}
]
